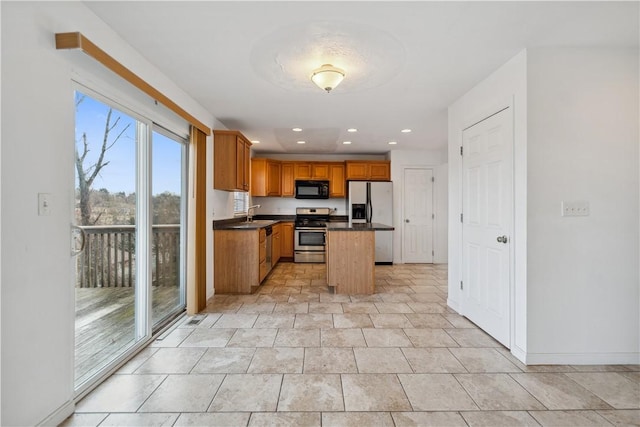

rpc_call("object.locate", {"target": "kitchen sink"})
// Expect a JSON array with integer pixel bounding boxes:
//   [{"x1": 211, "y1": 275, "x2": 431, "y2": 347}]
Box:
[{"x1": 226, "y1": 219, "x2": 277, "y2": 228}]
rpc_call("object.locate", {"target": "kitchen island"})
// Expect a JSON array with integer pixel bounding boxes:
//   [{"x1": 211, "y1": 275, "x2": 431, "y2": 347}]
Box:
[{"x1": 325, "y1": 222, "x2": 394, "y2": 295}]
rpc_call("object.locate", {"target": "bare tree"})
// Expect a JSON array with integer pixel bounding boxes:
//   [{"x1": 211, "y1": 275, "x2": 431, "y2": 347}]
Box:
[{"x1": 75, "y1": 96, "x2": 131, "y2": 225}]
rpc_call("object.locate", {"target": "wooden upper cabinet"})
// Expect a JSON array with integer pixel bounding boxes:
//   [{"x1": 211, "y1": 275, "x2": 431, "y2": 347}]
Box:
[
  {"x1": 329, "y1": 163, "x2": 346, "y2": 198},
  {"x1": 294, "y1": 163, "x2": 312, "y2": 180},
  {"x1": 312, "y1": 163, "x2": 330, "y2": 179},
  {"x1": 251, "y1": 158, "x2": 281, "y2": 197},
  {"x1": 345, "y1": 162, "x2": 369, "y2": 180},
  {"x1": 345, "y1": 160, "x2": 391, "y2": 181},
  {"x1": 369, "y1": 162, "x2": 390, "y2": 180},
  {"x1": 281, "y1": 162, "x2": 294, "y2": 197},
  {"x1": 213, "y1": 130, "x2": 252, "y2": 191}
]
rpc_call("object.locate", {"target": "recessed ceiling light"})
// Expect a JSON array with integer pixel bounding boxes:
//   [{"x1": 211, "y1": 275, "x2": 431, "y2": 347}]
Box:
[
  {"x1": 292, "y1": 128, "x2": 302, "y2": 132},
  {"x1": 297, "y1": 140, "x2": 306, "y2": 144},
  {"x1": 347, "y1": 128, "x2": 357, "y2": 133},
  {"x1": 401, "y1": 129, "x2": 412, "y2": 133},
  {"x1": 251, "y1": 140, "x2": 260, "y2": 144},
  {"x1": 388, "y1": 141, "x2": 397, "y2": 145},
  {"x1": 342, "y1": 141, "x2": 352, "y2": 145}
]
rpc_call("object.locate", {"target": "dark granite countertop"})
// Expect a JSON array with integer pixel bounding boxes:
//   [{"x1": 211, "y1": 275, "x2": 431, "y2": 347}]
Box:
[
  {"x1": 214, "y1": 219, "x2": 280, "y2": 230},
  {"x1": 327, "y1": 222, "x2": 394, "y2": 231},
  {"x1": 213, "y1": 214, "x2": 349, "y2": 230}
]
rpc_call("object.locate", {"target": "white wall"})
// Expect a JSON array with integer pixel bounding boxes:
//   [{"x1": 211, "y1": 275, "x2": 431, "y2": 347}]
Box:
[
  {"x1": 389, "y1": 149, "x2": 448, "y2": 264},
  {"x1": 526, "y1": 48, "x2": 639, "y2": 364},
  {"x1": 1, "y1": 3, "x2": 213, "y2": 425},
  {"x1": 449, "y1": 47, "x2": 639, "y2": 365},
  {"x1": 448, "y1": 50, "x2": 528, "y2": 358}
]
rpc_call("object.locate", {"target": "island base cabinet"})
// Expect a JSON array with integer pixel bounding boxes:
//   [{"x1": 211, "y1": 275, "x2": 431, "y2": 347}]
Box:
[
  {"x1": 214, "y1": 230, "x2": 260, "y2": 294},
  {"x1": 326, "y1": 231, "x2": 375, "y2": 295}
]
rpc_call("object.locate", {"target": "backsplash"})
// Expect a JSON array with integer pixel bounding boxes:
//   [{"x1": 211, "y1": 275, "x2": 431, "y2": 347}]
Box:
[{"x1": 251, "y1": 196, "x2": 348, "y2": 216}]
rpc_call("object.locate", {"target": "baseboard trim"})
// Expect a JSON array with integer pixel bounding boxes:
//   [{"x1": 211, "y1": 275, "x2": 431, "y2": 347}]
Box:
[
  {"x1": 446, "y1": 298, "x2": 460, "y2": 313},
  {"x1": 524, "y1": 351, "x2": 640, "y2": 365},
  {"x1": 38, "y1": 399, "x2": 75, "y2": 427},
  {"x1": 510, "y1": 345, "x2": 527, "y2": 364}
]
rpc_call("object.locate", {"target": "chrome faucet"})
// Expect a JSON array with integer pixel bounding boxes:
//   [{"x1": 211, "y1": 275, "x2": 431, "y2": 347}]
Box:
[{"x1": 247, "y1": 204, "x2": 261, "y2": 222}]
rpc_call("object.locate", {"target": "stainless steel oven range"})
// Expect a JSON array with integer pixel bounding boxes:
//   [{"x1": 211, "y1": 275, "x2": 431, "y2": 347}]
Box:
[{"x1": 294, "y1": 207, "x2": 330, "y2": 263}]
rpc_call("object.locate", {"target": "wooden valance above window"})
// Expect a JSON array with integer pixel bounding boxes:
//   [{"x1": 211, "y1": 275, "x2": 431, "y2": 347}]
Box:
[{"x1": 55, "y1": 32, "x2": 211, "y2": 136}]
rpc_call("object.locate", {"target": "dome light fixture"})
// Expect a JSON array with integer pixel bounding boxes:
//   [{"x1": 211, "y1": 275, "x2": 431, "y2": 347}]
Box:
[{"x1": 311, "y1": 64, "x2": 345, "y2": 93}]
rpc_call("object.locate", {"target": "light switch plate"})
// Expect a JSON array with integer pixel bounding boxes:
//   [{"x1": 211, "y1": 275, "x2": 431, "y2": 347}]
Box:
[{"x1": 562, "y1": 200, "x2": 590, "y2": 217}]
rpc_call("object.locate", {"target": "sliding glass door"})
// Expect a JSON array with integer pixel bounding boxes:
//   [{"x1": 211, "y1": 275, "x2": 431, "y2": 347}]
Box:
[
  {"x1": 151, "y1": 129, "x2": 187, "y2": 328},
  {"x1": 73, "y1": 88, "x2": 187, "y2": 393}
]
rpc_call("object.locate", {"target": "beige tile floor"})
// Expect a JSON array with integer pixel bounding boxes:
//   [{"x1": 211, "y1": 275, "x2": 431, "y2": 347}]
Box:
[{"x1": 64, "y1": 263, "x2": 640, "y2": 426}]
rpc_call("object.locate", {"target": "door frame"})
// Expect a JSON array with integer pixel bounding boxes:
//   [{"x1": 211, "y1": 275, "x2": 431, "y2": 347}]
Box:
[
  {"x1": 401, "y1": 167, "x2": 435, "y2": 264},
  {"x1": 459, "y1": 99, "x2": 516, "y2": 350}
]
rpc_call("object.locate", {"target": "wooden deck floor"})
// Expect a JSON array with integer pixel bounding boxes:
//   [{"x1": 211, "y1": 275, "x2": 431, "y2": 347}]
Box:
[{"x1": 75, "y1": 286, "x2": 181, "y2": 386}]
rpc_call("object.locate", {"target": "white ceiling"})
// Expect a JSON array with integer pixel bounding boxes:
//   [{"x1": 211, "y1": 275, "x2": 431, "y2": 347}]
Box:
[{"x1": 85, "y1": 1, "x2": 638, "y2": 155}]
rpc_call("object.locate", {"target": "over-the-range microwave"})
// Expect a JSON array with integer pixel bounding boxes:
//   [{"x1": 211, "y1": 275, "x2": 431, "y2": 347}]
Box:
[{"x1": 295, "y1": 180, "x2": 330, "y2": 199}]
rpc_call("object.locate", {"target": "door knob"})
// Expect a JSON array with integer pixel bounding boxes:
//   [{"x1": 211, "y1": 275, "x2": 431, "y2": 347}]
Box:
[
  {"x1": 497, "y1": 235, "x2": 508, "y2": 244},
  {"x1": 405, "y1": 219, "x2": 410, "y2": 223}
]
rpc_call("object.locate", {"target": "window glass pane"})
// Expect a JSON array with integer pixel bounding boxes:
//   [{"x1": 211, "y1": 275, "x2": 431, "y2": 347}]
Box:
[
  {"x1": 234, "y1": 191, "x2": 248, "y2": 214},
  {"x1": 74, "y1": 90, "x2": 140, "y2": 389},
  {"x1": 151, "y1": 130, "x2": 186, "y2": 327}
]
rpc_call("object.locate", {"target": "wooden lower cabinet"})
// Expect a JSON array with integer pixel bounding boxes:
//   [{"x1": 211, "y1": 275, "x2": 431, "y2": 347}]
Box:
[
  {"x1": 214, "y1": 229, "x2": 261, "y2": 294},
  {"x1": 326, "y1": 230, "x2": 375, "y2": 295},
  {"x1": 272, "y1": 223, "x2": 281, "y2": 265},
  {"x1": 280, "y1": 222, "x2": 294, "y2": 258},
  {"x1": 259, "y1": 228, "x2": 267, "y2": 282}
]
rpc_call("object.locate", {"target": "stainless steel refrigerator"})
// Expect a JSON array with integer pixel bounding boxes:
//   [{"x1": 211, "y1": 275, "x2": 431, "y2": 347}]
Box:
[{"x1": 348, "y1": 181, "x2": 393, "y2": 264}]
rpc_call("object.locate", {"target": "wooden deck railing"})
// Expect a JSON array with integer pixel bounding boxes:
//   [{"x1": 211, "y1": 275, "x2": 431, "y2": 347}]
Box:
[{"x1": 76, "y1": 224, "x2": 180, "y2": 288}]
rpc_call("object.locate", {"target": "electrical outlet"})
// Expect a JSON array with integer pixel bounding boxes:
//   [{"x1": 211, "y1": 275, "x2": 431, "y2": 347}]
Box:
[
  {"x1": 38, "y1": 193, "x2": 52, "y2": 216},
  {"x1": 562, "y1": 200, "x2": 590, "y2": 217}
]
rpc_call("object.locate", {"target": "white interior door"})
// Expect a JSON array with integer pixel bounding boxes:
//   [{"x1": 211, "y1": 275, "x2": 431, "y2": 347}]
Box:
[
  {"x1": 403, "y1": 168, "x2": 434, "y2": 263},
  {"x1": 461, "y1": 107, "x2": 513, "y2": 347}
]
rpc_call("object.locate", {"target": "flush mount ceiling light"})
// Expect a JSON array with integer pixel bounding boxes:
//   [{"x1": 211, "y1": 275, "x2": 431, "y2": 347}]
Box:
[
  {"x1": 251, "y1": 21, "x2": 405, "y2": 93},
  {"x1": 310, "y1": 64, "x2": 345, "y2": 93}
]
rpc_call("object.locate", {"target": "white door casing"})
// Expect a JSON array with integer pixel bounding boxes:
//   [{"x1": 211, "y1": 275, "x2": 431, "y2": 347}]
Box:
[
  {"x1": 461, "y1": 107, "x2": 513, "y2": 347},
  {"x1": 403, "y1": 168, "x2": 434, "y2": 263}
]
